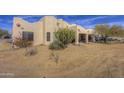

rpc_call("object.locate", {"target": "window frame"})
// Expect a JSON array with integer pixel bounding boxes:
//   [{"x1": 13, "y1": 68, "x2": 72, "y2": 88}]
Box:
[
  {"x1": 22, "y1": 31, "x2": 34, "y2": 41},
  {"x1": 46, "y1": 32, "x2": 51, "y2": 41}
]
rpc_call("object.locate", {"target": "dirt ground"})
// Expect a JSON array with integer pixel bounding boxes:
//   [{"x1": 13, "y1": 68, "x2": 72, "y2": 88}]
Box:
[{"x1": 0, "y1": 43, "x2": 124, "y2": 78}]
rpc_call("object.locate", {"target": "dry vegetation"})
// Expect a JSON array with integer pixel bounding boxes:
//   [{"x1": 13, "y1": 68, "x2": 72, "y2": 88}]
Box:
[{"x1": 0, "y1": 42, "x2": 124, "y2": 78}]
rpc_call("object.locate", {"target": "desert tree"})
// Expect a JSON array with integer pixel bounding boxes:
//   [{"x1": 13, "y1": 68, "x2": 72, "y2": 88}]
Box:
[
  {"x1": 0, "y1": 28, "x2": 9, "y2": 38},
  {"x1": 94, "y1": 24, "x2": 110, "y2": 43},
  {"x1": 109, "y1": 25, "x2": 124, "y2": 37}
]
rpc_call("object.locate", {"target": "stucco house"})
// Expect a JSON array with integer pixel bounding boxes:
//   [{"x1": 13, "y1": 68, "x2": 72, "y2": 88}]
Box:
[{"x1": 12, "y1": 16, "x2": 95, "y2": 46}]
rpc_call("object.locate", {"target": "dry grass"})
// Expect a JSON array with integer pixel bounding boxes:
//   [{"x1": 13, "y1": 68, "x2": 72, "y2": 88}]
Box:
[
  {"x1": 0, "y1": 40, "x2": 11, "y2": 51},
  {"x1": 0, "y1": 42, "x2": 124, "y2": 78}
]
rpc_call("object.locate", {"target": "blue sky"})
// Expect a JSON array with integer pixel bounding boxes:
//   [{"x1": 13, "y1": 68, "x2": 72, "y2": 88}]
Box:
[{"x1": 1, "y1": 15, "x2": 124, "y2": 33}]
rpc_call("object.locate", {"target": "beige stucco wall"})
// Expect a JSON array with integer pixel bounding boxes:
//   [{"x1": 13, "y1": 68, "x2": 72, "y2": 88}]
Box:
[
  {"x1": 42, "y1": 16, "x2": 58, "y2": 45},
  {"x1": 42, "y1": 16, "x2": 71, "y2": 45},
  {"x1": 12, "y1": 17, "x2": 44, "y2": 46},
  {"x1": 57, "y1": 19, "x2": 70, "y2": 28}
]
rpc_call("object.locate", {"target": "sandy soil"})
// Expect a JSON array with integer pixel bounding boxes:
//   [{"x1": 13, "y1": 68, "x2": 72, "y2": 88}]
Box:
[{"x1": 0, "y1": 43, "x2": 124, "y2": 78}]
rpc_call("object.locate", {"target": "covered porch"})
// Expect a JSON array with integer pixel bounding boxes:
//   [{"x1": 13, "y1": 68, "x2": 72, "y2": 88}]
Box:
[{"x1": 75, "y1": 33, "x2": 95, "y2": 45}]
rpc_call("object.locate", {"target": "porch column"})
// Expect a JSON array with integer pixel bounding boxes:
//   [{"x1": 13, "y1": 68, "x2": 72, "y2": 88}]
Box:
[
  {"x1": 92, "y1": 35, "x2": 96, "y2": 42},
  {"x1": 85, "y1": 34, "x2": 88, "y2": 43},
  {"x1": 75, "y1": 31, "x2": 79, "y2": 45}
]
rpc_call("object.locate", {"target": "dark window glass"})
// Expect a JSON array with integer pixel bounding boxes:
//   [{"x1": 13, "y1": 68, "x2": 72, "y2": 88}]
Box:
[
  {"x1": 22, "y1": 32, "x2": 33, "y2": 41},
  {"x1": 47, "y1": 32, "x2": 50, "y2": 41}
]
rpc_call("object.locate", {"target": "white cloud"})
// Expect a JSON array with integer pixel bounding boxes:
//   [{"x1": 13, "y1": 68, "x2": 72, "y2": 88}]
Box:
[
  {"x1": 15, "y1": 15, "x2": 44, "y2": 22},
  {"x1": 75, "y1": 16, "x2": 109, "y2": 25},
  {"x1": 85, "y1": 21, "x2": 124, "y2": 29},
  {"x1": 84, "y1": 24, "x2": 96, "y2": 28},
  {"x1": 74, "y1": 15, "x2": 118, "y2": 25},
  {"x1": 82, "y1": 16, "x2": 108, "y2": 23},
  {"x1": 107, "y1": 21, "x2": 124, "y2": 26}
]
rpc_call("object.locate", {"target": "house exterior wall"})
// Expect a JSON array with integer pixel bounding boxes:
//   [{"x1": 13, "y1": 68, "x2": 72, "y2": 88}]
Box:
[
  {"x1": 12, "y1": 16, "x2": 94, "y2": 46},
  {"x1": 57, "y1": 19, "x2": 70, "y2": 28},
  {"x1": 43, "y1": 16, "x2": 58, "y2": 45},
  {"x1": 12, "y1": 17, "x2": 44, "y2": 46}
]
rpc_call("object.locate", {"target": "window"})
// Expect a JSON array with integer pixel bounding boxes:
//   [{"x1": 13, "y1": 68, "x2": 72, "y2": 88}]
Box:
[
  {"x1": 47, "y1": 32, "x2": 50, "y2": 41},
  {"x1": 22, "y1": 32, "x2": 33, "y2": 41}
]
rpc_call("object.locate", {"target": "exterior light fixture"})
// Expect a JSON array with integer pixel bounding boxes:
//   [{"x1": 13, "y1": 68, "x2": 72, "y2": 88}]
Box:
[{"x1": 16, "y1": 23, "x2": 21, "y2": 27}]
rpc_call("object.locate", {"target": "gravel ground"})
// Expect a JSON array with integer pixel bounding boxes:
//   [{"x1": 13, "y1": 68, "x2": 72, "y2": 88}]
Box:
[{"x1": 0, "y1": 43, "x2": 124, "y2": 78}]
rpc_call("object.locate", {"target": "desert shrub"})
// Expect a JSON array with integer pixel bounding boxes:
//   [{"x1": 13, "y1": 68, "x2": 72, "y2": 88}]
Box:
[
  {"x1": 49, "y1": 28, "x2": 75, "y2": 50},
  {"x1": 49, "y1": 40, "x2": 66, "y2": 50},
  {"x1": 54, "y1": 28, "x2": 75, "y2": 45},
  {"x1": 25, "y1": 47, "x2": 37, "y2": 56},
  {"x1": 14, "y1": 37, "x2": 32, "y2": 48},
  {"x1": 49, "y1": 52, "x2": 59, "y2": 64},
  {"x1": 0, "y1": 28, "x2": 9, "y2": 38}
]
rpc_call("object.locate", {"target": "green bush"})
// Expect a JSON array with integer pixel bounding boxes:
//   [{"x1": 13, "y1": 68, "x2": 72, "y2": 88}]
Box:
[
  {"x1": 14, "y1": 37, "x2": 32, "y2": 48},
  {"x1": 54, "y1": 28, "x2": 75, "y2": 45},
  {"x1": 49, "y1": 28, "x2": 75, "y2": 50},
  {"x1": 49, "y1": 40, "x2": 65, "y2": 50}
]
